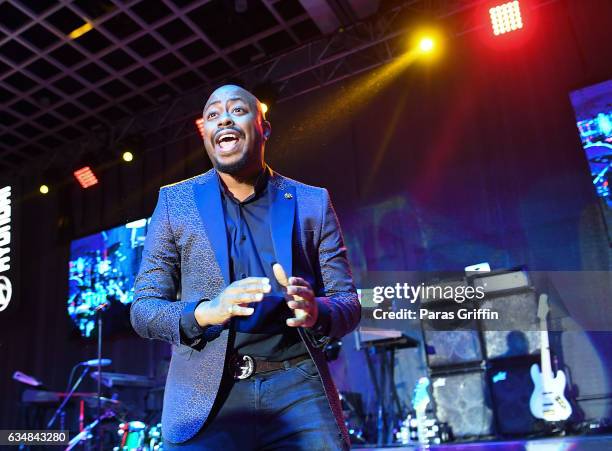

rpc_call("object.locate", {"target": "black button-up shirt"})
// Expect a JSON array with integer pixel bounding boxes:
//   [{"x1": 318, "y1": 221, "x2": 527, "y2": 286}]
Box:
[{"x1": 219, "y1": 167, "x2": 306, "y2": 361}]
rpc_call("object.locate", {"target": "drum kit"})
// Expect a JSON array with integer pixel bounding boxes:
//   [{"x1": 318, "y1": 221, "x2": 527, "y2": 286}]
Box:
[
  {"x1": 17, "y1": 370, "x2": 166, "y2": 451},
  {"x1": 65, "y1": 398, "x2": 165, "y2": 450},
  {"x1": 44, "y1": 391, "x2": 165, "y2": 451},
  {"x1": 113, "y1": 421, "x2": 164, "y2": 451},
  {"x1": 80, "y1": 380, "x2": 165, "y2": 451}
]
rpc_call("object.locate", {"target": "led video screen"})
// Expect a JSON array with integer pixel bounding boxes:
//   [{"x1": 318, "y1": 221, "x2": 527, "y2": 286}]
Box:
[
  {"x1": 569, "y1": 79, "x2": 612, "y2": 241},
  {"x1": 68, "y1": 218, "x2": 149, "y2": 338}
]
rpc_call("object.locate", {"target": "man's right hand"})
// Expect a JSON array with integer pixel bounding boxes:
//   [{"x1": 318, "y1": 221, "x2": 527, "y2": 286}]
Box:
[{"x1": 194, "y1": 277, "x2": 271, "y2": 327}]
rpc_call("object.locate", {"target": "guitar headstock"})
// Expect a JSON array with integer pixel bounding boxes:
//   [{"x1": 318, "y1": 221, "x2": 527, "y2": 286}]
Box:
[
  {"x1": 536, "y1": 293, "x2": 549, "y2": 321},
  {"x1": 412, "y1": 377, "x2": 431, "y2": 413}
]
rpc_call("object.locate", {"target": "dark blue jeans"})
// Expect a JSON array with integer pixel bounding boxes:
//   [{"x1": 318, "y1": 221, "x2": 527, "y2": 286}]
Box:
[{"x1": 164, "y1": 358, "x2": 347, "y2": 450}]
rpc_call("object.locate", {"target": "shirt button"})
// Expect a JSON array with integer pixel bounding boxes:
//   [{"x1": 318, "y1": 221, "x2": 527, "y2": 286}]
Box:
[{"x1": 240, "y1": 235, "x2": 246, "y2": 241}]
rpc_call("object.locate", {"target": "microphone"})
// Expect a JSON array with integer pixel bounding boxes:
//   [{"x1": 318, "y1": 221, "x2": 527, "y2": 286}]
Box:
[
  {"x1": 94, "y1": 302, "x2": 110, "y2": 312},
  {"x1": 13, "y1": 371, "x2": 44, "y2": 387},
  {"x1": 80, "y1": 359, "x2": 112, "y2": 367}
]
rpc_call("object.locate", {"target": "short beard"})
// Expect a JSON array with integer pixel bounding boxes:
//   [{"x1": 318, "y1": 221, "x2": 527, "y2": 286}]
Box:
[{"x1": 213, "y1": 151, "x2": 250, "y2": 175}]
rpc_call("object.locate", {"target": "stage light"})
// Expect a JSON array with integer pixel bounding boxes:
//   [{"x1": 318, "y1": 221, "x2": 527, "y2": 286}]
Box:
[
  {"x1": 73, "y1": 166, "x2": 99, "y2": 189},
  {"x1": 117, "y1": 135, "x2": 142, "y2": 164},
  {"x1": 261, "y1": 103, "x2": 269, "y2": 114},
  {"x1": 39, "y1": 185, "x2": 49, "y2": 195},
  {"x1": 419, "y1": 37, "x2": 435, "y2": 53},
  {"x1": 195, "y1": 118, "x2": 205, "y2": 139},
  {"x1": 68, "y1": 22, "x2": 93, "y2": 40},
  {"x1": 490, "y1": 1, "x2": 523, "y2": 35},
  {"x1": 410, "y1": 29, "x2": 443, "y2": 60}
]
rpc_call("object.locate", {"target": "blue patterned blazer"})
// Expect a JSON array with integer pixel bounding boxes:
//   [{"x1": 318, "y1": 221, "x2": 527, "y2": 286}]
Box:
[{"x1": 130, "y1": 168, "x2": 361, "y2": 446}]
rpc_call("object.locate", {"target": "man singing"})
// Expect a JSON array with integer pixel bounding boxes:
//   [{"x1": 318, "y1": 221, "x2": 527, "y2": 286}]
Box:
[{"x1": 131, "y1": 84, "x2": 361, "y2": 450}]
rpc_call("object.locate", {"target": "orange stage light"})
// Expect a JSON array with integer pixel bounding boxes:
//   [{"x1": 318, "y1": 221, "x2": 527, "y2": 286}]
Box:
[{"x1": 73, "y1": 166, "x2": 99, "y2": 189}]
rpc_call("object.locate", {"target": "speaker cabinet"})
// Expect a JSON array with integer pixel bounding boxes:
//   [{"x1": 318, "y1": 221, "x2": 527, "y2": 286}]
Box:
[
  {"x1": 422, "y1": 302, "x2": 483, "y2": 368},
  {"x1": 431, "y1": 370, "x2": 495, "y2": 438},
  {"x1": 487, "y1": 358, "x2": 543, "y2": 435},
  {"x1": 423, "y1": 330, "x2": 483, "y2": 368},
  {"x1": 480, "y1": 289, "x2": 541, "y2": 359}
]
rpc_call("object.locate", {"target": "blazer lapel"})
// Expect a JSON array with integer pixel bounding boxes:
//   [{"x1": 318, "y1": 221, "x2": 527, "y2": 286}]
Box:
[
  {"x1": 193, "y1": 175, "x2": 230, "y2": 286},
  {"x1": 268, "y1": 176, "x2": 296, "y2": 278}
]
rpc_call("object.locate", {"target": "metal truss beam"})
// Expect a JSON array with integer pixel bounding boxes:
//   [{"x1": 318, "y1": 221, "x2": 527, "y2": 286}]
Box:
[{"x1": 23, "y1": 0, "x2": 558, "y2": 176}]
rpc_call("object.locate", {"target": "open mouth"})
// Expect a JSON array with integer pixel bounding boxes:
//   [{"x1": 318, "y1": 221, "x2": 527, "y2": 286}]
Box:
[
  {"x1": 215, "y1": 131, "x2": 241, "y2": 152},
  {"x1": 218, "y1": 135, "x2": 238, "y2": 149}
]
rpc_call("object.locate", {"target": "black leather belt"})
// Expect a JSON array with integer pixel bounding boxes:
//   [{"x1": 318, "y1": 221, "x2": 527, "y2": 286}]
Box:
[{"x1": 228, "y1": 354, "x2": 311, "y2": 380}]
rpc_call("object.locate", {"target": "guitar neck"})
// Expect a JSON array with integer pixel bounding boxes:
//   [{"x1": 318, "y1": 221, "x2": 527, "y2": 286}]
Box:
[
  {"x1": 540, "y1": 317, "x2": 553, "y2": 378},
  {"x1": 415, "y1": 408, "x2": 427, "y2": 445}
]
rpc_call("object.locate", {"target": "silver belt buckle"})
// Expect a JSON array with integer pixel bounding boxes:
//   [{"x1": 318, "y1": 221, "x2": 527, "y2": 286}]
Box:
[{"x1": 233, "y1": 355, "x2": 255, "y2": 380}]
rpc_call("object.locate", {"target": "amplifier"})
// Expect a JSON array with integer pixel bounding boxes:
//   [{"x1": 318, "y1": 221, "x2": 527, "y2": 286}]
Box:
[
  {"x1": 423, "y1": 329, "x2": 483, "y2": 367},
  {"x1": 480, "y1": 289, "x2": 541, "y2": 359},
  {"x1": 561, "y1": 330, "x2": 612, "y2": 422},
  {"x1": 471, "y1": 269, "x2": 530, "y2": 294},
  {"x1": 419, "y1": 279, "x2": 468, "y2": 305},
  {"x1": 422, "y1": 301, "x2": 483, "y2": 368},
  {"x1": 488, "y1": 357, "x2": 543, "y2": 435},
  {"x1": 431, "y1": 369, "x2": 495, "y2": 438}
]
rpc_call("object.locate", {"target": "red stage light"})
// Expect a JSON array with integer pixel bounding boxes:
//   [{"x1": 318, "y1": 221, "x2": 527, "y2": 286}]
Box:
[
  {"x1": 73, "y1": 166, "x2": 99, "y2": 188},
  {"x1": 489, "y1": 1, "x2": 523, "y2": 36},
  {"x1": 195, "y1": 118, "x2": 205, "y2": 139}
]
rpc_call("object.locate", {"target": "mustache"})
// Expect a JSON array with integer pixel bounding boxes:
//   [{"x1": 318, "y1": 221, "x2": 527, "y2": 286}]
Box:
[{"x1": 212, "y1": 126, "x2": 245, "y2": 145}]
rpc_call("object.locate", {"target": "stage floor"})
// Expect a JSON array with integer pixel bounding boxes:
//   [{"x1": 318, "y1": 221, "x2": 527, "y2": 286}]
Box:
[{"x1": 355, "y1": 433, "x2": 612, "y2": 450}]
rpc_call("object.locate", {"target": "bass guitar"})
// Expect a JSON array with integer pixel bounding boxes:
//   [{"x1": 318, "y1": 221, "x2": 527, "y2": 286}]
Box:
[{"x1": 529, "y1": 293, "x2": 572, "y2": 421}]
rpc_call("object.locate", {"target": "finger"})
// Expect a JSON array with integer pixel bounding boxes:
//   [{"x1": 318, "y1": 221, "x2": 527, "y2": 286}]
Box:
[
  {"x1": 286, "y1": 286, "x2": 311, "y2": 298},
  {"x1": 284, "y1": 293, "x2": 296, "y2": 304},
  {"x1": 289, "y1": 276, "x2": 310, "y2": 288},
  {"x1": 230, "y1": 306, "x2": 255, "y2": 316},
  {"x1": 286, "y1": 317, "x2": 306, "y2": 327},
  {"x1": 230, "y1": 292, "x2": 264, "y2": 304},
  {"x1": 287, "y1": 300, "x2": 309, "y2": 310},
  {"x1": 226, "y1": 282, "x2": 271, "y2": 295},
  {"x1": 272, "y1": 263, "x2": 289, "y2": 287},
  {"x1": 234, "y1": 277, "x2": 269, "y2": 287}
]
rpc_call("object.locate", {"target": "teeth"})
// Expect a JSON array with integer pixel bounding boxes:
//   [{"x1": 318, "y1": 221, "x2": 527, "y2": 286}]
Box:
[{"x1": 217, "y1": 133, "x2": 238, "y2": 143}]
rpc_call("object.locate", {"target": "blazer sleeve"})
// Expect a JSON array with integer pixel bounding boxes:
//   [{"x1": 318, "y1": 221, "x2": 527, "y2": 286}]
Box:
[
  {"x1": 130, "y1": 188, "x2": 188, "y2": 346},
  {"x1": 309, "y1": 188, "x2": 361, "y2": 341}
]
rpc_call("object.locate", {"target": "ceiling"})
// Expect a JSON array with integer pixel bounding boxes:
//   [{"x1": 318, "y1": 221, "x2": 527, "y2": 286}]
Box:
[
  {"x1": 2, "y1": 0, "x2": 487, "y2": 175},
  {"x1": 0, "y1": 0, "x2": 393, "y2": 174}
]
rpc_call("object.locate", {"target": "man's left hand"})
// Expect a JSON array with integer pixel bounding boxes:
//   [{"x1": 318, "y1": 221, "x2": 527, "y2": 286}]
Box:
[
  {"x1": 285, "y1": 276, "x2": 318, "y2": 328},
  {"x1": 273, "y1": 263, "x2": 318, "y2": 328}
]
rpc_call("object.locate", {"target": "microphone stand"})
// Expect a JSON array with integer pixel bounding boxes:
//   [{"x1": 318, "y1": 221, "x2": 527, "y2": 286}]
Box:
[
  {"x1": 95, "y1": 304, "x2": 106, "y2": 451},
  {"x1": 47, "y1": 366, "x2": 90, "y2": 429}
]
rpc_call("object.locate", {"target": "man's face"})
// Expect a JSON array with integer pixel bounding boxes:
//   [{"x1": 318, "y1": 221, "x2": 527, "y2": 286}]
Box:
[{"x1": 202, "y1": 85, "x2": 270, "y2": 176}]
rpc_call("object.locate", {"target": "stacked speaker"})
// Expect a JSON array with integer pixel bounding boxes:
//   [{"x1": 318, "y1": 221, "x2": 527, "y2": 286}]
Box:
[{"x1": 420, "y1": 269, "x2": 544, "y2": 438}]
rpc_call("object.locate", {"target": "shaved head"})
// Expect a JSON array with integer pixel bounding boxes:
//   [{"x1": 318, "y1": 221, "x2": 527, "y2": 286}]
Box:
[
  {"x1": 205, "y1": 84, "x2": 266, "y2": 122},
  {"x1": 201, "y1": 84, "x2": 271, "y2": 177}
]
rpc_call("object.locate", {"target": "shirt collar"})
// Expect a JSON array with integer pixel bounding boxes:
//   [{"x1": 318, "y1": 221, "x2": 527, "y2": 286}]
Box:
[{"x1": 216, "y1": 164, "x2": 271, "y2": 202}]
